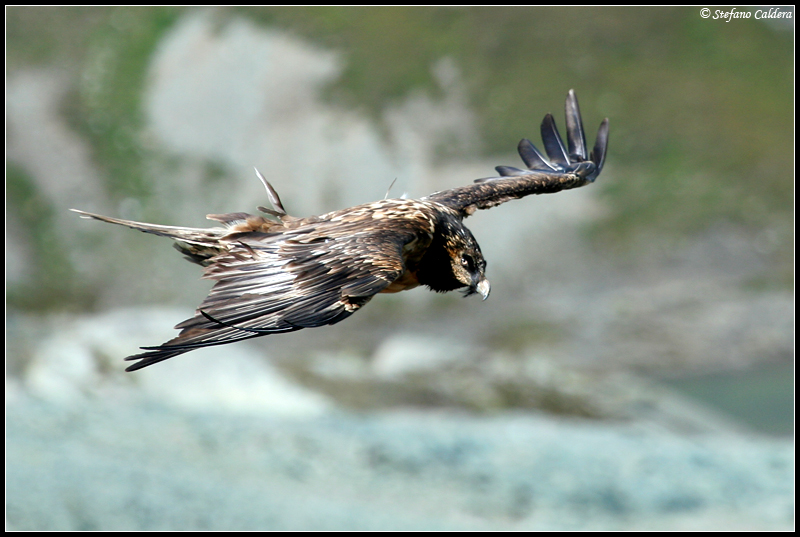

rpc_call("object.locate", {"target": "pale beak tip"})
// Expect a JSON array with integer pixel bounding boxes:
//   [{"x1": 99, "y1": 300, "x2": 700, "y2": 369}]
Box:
[{"x1": 477, "y1": 279, "x2": 491, "y2": 300}]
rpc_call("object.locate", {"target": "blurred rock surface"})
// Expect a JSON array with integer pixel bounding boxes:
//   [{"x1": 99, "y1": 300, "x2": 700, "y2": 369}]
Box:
[
  {"x1": 6, "y1": 391, "x2": 793, "y2": 531},
  {"x1": 6, "y1": 308, "x2": 795, "y2": 530}
]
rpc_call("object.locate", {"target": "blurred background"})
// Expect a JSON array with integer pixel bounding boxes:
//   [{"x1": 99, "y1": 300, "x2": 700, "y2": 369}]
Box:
[{"x1": 6, "y1": 6, "x2": 794, "y2": 530}]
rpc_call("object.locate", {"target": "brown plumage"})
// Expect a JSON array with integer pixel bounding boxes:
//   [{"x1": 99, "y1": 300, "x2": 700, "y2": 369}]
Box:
[{"x1": 72, "y1": 90, "x2": 608, "y2": 371}]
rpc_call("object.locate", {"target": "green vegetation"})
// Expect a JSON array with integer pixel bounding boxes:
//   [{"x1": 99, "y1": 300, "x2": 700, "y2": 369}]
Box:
[
  {"x1": 67, "y1": 8, "x2": 181, "y2": 200},
  {"x1": 9, "y1": 7, "x2": 180, "y2": 203},
  {"x1": 6, "y1": 163, "x2": 96, "y2": 310}
]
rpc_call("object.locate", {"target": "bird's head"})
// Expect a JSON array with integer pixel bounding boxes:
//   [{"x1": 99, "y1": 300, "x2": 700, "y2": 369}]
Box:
[
  {"x1": 446, "y1": 228, "x2": 490, "y2": 300},
  {"x1": 416, "y1": 215, "x2": 490, "y2": 299},
  {"x1": 453, "y1": 248, "x2": 490, "y2": 300}
]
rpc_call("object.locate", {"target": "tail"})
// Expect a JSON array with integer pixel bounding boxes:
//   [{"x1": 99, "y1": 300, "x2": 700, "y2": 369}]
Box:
[{"x1": 70, "y1": 209, "x2": 228, "y2": 246}]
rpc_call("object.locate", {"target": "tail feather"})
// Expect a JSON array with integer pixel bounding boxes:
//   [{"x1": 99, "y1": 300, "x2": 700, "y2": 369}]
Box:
[{"x1": 70, "y1": 209, "x2": 227, "y2": 246}]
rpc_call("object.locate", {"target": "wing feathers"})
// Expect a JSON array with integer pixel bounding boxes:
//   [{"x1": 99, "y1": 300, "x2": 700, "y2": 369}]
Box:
[
  {"x1": 565, "y1": 89, "x2": 588, "y2": 160},
  {"x1": 122, "y1": 220, "x2": 416, "y2": 371},
  {"x1": 592, "y1": 118, "x2": 610, "y2": 176},
  {"x1": 517, "y1": 138, "x2": 558, "y2": 172},
  {"x1": 425, "y1": 90, "x2": 608, "y2": 217},
  {"x1": 540, "y1": 113, "x2": 570, "y2": 168},
  {"x1": 494, "y1": 165, "x2": 529, "y2": 176}
]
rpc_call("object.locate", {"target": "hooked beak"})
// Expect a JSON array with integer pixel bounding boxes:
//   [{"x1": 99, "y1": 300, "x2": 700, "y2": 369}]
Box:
[{"x1": 476, "y1": 278, "x2": 491, "y2": 300}]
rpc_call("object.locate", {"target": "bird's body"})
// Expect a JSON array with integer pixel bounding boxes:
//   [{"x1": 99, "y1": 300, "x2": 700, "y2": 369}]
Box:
[{"x1": 73, "y1": 90, "x2": 608, "y2": 371}]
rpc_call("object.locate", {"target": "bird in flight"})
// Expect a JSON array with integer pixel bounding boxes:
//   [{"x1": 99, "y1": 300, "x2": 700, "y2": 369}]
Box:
[{"x1": 73, "y1": 90, "x2": 608, "y2": 371}]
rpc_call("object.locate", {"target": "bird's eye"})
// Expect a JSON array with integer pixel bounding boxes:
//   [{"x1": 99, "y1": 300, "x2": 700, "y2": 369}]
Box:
[{"x1": 461, "y1": 254, "x2": 475, "y2": 270}]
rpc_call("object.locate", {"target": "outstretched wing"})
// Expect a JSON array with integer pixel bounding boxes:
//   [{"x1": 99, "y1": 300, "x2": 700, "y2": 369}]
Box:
[
  {"x1": 124, "y1": 224, "x2": 409, "y2": 371},
  {"x1": 425, "y1": 90, "x2": 609, "y2": 217}
]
